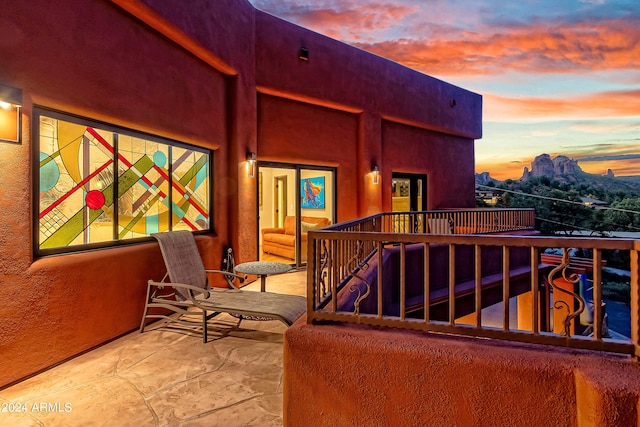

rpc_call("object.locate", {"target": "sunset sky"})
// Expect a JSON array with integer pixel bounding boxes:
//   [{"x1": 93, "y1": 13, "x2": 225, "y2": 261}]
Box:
[{"x1": 250, "y1": 0, "x2": 640, "y2": 180}]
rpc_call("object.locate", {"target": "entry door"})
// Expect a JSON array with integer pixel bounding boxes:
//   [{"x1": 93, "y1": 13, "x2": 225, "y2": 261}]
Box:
[
  {"x1": 392, "y1": 173, "x2": 426, "y2": 212},
  {"x1": 391, "y1": 173, "x2": 427, "y2": 232},
  {"x1": 258, "y1": 163, "x2": 335, "y2": 267}
]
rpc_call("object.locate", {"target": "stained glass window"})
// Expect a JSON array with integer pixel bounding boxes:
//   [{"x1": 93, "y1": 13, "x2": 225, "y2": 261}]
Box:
[{"x1": 35, "y1": 109, "x2": 211, "y2": 255}]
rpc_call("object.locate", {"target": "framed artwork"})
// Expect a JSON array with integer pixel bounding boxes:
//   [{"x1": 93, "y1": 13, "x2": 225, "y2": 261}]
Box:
[{"x1": 301, "y1": 176, "x2": 325, "y2": 209}]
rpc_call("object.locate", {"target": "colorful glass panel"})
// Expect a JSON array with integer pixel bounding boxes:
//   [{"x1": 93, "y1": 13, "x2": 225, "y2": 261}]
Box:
[
  {"x1": 37, "y1": 112, "x2": 210, "y2": 254},
  {"x1": 171, "y1": 146, "x2": 210, "y2": 231},
  {"x1": 39, "y1": 117, "x2": 115, "y2": 249},
  {"x1": 117, "y1": 135, "x2": 170, "y2": 239}
]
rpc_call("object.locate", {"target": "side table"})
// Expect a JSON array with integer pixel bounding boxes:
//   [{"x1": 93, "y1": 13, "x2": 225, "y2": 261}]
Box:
[{"x1": 234, "y1": 261, "x2": 293, "y2": 292}]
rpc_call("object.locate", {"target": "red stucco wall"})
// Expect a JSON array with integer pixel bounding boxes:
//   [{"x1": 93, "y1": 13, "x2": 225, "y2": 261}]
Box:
[
  {"x1": 257, "y1": 94, "x2": 360, "y2": 220},
  {"x1": 254, "y1": 12, "x2": 482, "y2": 140},
  {"x1": 382, "y1": 120, "x2": 477, "y2": 209},
  {"x1": 0, "y1": 0, "x2": 482, "y2": 388},
  {"x1": 0, "y1": 0, "x2": 239, "y2": 387},
  {"x1": 284, "y1": 322, "x2": 640, "y2": 426},
  {"x1": 111, "y1": 0, "x2": 259, "y2": 259},
  {"x1": 255, "y1": 11, "x2": 480, "y2": 216}
]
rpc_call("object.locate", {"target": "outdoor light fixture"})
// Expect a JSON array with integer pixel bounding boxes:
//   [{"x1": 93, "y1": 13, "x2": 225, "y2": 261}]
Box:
[
  {"x1": 299, "y1": 47, "x2": 309, "y2": 61},
  {"x1": 0, "y1": 84, "x2": 22, "y2": 143},
  {"x1": 246, "y1": 152, "x2": 257, "y2": 178},
  {"x1": 371, "y1": 165, "x2": 380, "y2": 185}
]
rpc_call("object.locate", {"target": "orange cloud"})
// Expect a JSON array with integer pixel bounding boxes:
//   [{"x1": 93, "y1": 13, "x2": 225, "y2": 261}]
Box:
[
  {"x1": 254, "y1": 2, "x2": 640, "y2": 82},
  {"x1": 485, "y1": 89, "x2": 640, "y2": 121},
  {"x1": 253, "y1": 1, "x2": 418, "y2": 41},
  {"x1": 476, "y1": 158, "x2": 529, "y2": 181},
  {"x1": 354, "y1": 17, "x2": 640, "y2": 77}
]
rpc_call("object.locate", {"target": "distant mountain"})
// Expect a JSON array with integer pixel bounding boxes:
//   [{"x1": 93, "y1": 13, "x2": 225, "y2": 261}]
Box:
[
  {"x1": 476, "y1": 153, "x2": 640, "y2": 197},
  {"x1": 619, "y1": 176, "x2": 640, "y2": 184},
  {"x1": 521, "y1": 154, "x2": 581, "y2": 179},
  {"x1": 475, "y1": 171, "x2": 495, "y2": 186}
]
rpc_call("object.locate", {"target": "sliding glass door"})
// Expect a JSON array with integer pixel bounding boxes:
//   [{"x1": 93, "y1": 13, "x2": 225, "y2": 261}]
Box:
[
  {"x1": 392, "y1": 172, "x2": 426, "y2": 212},
  {"x1": 258, "y1": 163, "x2": 335, "y2": 267},
  {"x1": 391, "y1": 172, "x2": 427, "y2": 232}
]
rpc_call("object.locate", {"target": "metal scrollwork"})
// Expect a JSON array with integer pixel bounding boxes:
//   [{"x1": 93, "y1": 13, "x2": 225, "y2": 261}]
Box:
[
  {"x1": 547, "y1": 248, "x2": 585, "y2": 336},
  {"x1": 447, "y1": 215, "x2": 455, "y2": 234},
  {"x1": 349, "y1": 263, "x2": 372, "y2": 315},
  {"x1": 414, "y1": 215, "x2": 423, "y2": 234},
  {"x1": 346, "y1": 241, "x2": 371, "y2": 315},
  {"x1": 319, "y1": 240, "x2": 329, "y2": 297}
]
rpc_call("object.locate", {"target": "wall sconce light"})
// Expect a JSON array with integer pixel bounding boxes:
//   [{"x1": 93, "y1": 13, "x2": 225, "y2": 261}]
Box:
[
  {"x1": 371, "y1": 165, "x2": 380, "y2": 185},
  {"x1": 246, "y1": 152, "x2": 257, "y2": 178},
  {"x1": 0, "y1": 84, "x2": 22, "y2": 143}
]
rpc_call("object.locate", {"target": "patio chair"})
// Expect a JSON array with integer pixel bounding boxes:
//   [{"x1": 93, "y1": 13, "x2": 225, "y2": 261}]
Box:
[{"x1": 140, "y1": 230, "x2": 306, "y2": 342}]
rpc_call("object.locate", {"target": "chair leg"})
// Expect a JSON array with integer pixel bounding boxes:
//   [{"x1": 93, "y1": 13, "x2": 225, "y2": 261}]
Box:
[
  {"x1": 203, "y1": 309, "x2": 208, "y2": 343},
  {"x1": 139, "y1": 284, "x2": 153, "y2": 334}
]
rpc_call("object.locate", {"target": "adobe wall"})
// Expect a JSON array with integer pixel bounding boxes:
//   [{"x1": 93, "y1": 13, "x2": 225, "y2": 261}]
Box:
[
  {"x1": 113, "y1": 0, "x2": 259, "y2": 256},
  {"x1": 0, "y1": 0, "x2": 482, "y2": 388},
  {"x1": 257, "y1": 94, "x2": 360, "y2": 219},
  {"x1": 284, "y1": 322, "x2": 640, "y2": 426},
  {"x1": 255, "y1": 12, "x2": 480, "y2": 213},
  {"x1": 382, "y1": 121, "x2": 476, "y2": 209},
  {"x1": 0, "y1": 0, "x2": 242, "y2": 387},
  {"x1": 254, "y1": 12, "x2": 482, "y2": 140}
]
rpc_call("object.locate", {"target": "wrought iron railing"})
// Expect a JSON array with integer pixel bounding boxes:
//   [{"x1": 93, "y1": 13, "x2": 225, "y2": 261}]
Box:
[
  {"x1": 354, "y1": 208, "x2": 534, "y2": 234},
  {"x1": 306, "y1": 210, "x2": 640, "y2": 360}
]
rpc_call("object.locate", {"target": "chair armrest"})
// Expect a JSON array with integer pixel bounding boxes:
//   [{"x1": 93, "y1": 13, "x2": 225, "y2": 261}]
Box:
[
  {"x1": 261, "y1": 227, "x2": 284, "y2": 235},
  {"x1": 205, "y1": 269, "x2": 247, "y2": 289},
  {"x1": 147, "y1": 280, "x2": 211, "y2": 299}
]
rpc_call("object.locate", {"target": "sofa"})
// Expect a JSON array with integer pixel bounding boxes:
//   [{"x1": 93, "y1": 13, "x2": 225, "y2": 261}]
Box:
[{"x1": 262, "y1": 216, "x2": 331, "y2": 260}]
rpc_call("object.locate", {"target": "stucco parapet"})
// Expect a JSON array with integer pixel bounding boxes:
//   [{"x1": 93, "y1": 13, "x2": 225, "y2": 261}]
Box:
[
  {"x1": 255, "y1": 12, "x2": 482, "y2": 140},
  {"x1": 284, "y1": 321, "x2": 640, "y2": 426}
]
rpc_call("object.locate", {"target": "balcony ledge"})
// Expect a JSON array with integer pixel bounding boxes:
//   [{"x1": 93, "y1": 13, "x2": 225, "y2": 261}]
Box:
[{"x1": 284, "y1": 320, "x2": 640, "y2": 426}]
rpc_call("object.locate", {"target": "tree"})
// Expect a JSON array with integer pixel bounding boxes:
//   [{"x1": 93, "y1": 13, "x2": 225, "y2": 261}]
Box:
[
  {"x1": 603, "y1": 198, "x2": 640, "y2": 231},
  {"x1": 477, "y1": 175, "x2": 640, "y2": 235}
]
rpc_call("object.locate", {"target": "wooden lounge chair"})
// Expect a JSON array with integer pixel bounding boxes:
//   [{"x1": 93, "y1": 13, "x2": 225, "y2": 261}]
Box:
[{"x1": 140, "y1": 230, "x2": 306, "y2": 342}]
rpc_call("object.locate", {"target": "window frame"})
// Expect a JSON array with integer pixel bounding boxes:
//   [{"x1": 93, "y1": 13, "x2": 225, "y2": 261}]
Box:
[{"x1": 32, "y1": 107, "x2": 213, "y2": 257}]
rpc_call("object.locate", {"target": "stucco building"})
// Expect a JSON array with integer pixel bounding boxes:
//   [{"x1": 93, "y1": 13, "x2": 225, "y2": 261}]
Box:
[
  {"x1": 3, "y1": 2, "x2": 639, "y2": 426},
  {"x1": 0, "y1": 0, "x2": 480, "y2": 388}
]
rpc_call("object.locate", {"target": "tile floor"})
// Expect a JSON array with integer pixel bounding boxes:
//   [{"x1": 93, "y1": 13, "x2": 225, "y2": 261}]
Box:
[{"x1": 0, "y1": 270, "x2": 307, "y2": 427}]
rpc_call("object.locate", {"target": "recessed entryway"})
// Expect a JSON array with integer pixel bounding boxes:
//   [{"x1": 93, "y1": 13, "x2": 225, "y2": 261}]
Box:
[{"x1": 257, "y1": 163, "x2": 336, "y2": 267}]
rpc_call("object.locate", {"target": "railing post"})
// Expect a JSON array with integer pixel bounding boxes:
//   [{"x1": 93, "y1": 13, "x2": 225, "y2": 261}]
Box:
[
  {"x1": 593, "y1": 249, "x2": 603, "y2": 341},
  {"x1": 331, "y1": 239, "x2": 338, "y2": 313},
  {"x1": 474, "y1": 245, "x2": 482, "y2": 328},
  {"x1": 631, "y1": 246, "x2": 640, "y2": 361},
  {"x1": 400, "y1": 243, "x2": 406, "y2": 319},
  {"x1": 423, "y1": 242, "x2": 430, "y2": 323},
  {"x1": 307, "y1": 233, "x2": 316, "y2": 323},
  {"x1": 448, "y1": 244, "x2": 456, "y2": 324},
  {"x1": 503, "y1": 246, "x2": 510, "y2": 331},
  {"x1": 531, "y1": 247, "x2": 539, "y2": 334},
  {"x1": 377, "y1": 241, "x2": 384, "y2": 318}
]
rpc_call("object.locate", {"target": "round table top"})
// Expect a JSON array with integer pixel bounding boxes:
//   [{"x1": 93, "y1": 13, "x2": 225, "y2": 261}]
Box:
[{"x1": 234, "y1": 261, "x2": 292, "y2": 276}]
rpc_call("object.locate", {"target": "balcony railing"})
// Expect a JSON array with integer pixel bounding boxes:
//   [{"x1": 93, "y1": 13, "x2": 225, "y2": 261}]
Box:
[
  {"x1": 306, "y1": 209, "x2": 640, "y2": 360},
  {"x1": 371, "y1": 208, "x2": 535, "y2": 234}
]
